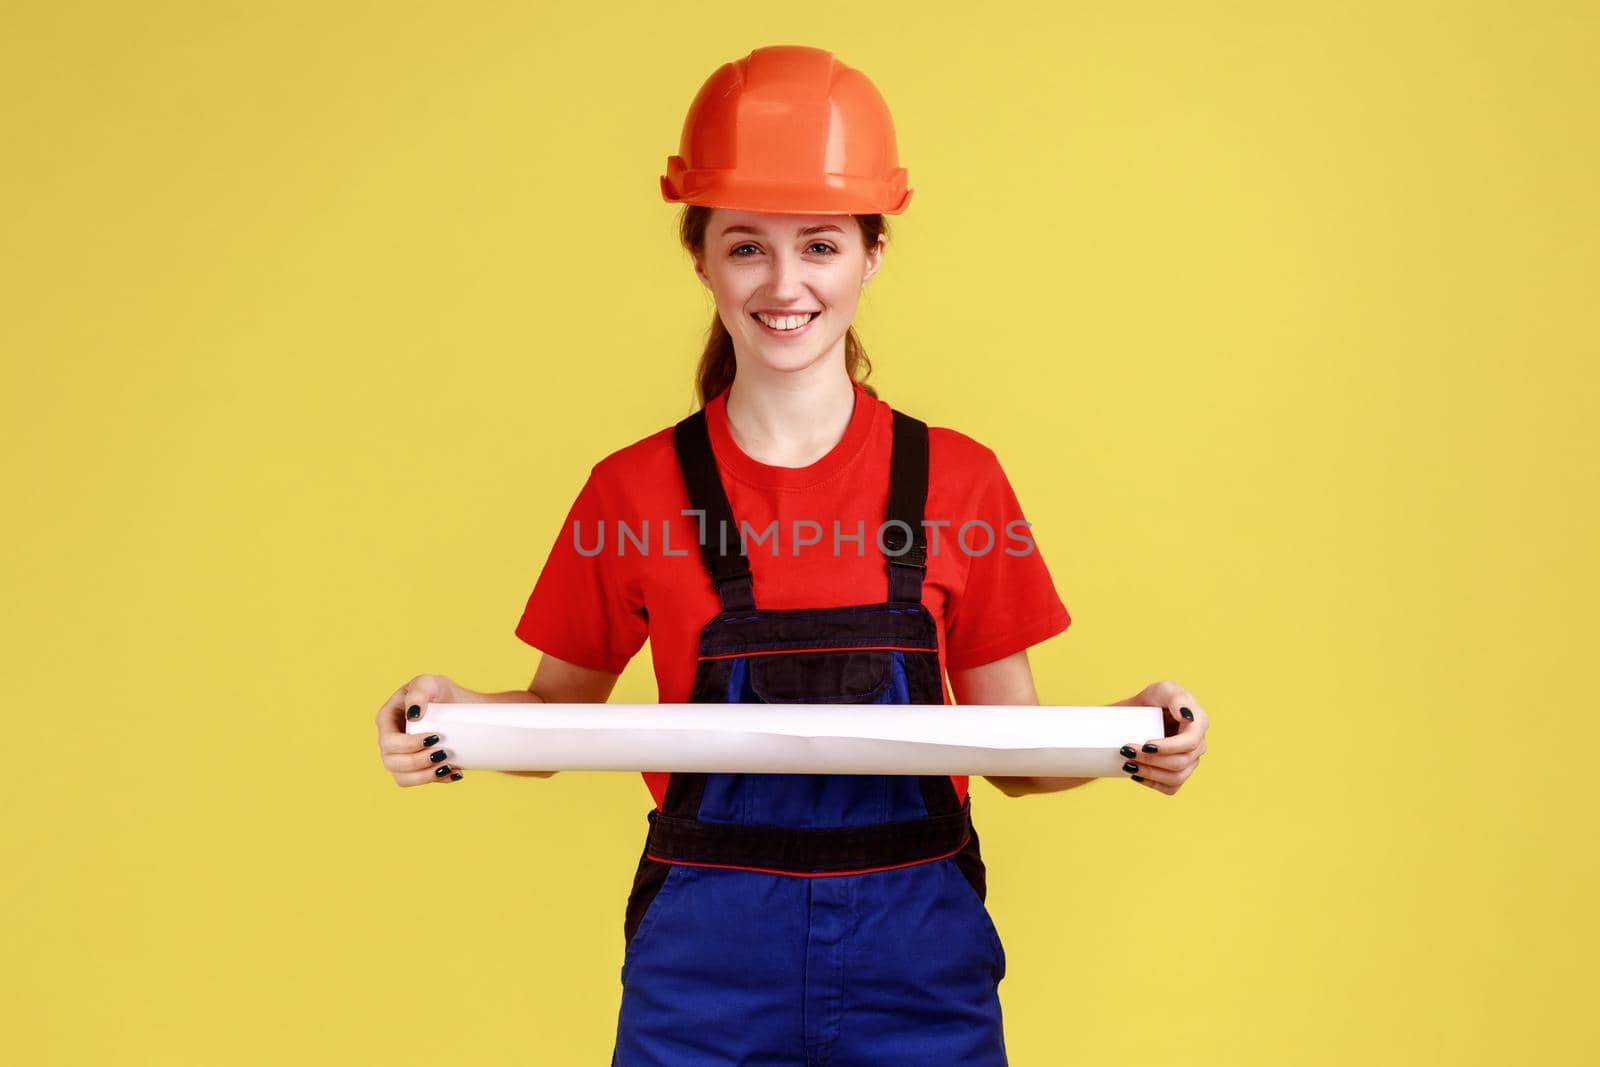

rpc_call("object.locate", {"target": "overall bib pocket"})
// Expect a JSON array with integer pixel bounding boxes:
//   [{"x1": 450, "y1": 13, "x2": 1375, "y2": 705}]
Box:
[{"x1": 748, "y1": 648, "x2": 893, "y2": 703}]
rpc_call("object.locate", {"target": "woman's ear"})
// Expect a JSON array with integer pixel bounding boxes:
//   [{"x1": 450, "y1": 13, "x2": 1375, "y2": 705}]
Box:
[{"x1": 861, "y1": 235, "x2": 886, "y2": 287}]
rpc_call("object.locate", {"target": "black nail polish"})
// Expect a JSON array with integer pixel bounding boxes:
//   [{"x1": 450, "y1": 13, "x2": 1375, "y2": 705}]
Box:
[
  {"x1": 1180, "y1": 707, "x2": 1193, "y2": 720},
  {"x1": 1122, "y1": 761, "x2": 1139, "y2": 773},
  {"x1": 1131, "y1": 774, "x2": 1144, "y2": 783},
  {"x1": 423, "y1": 734, "x2": 440, "y2": 748},
  {"x1": 1119, "y1": 745, "x2": 1136, "y2": 759},
  {"x1": 450, "y1": 771, "x2": 463, "y2": 780},
  {"x1": 435, "y1": 764, "x2": 451, "y2": 777},
  {"x1": 406, "y1": 705, "x2": 421, "y2": 720},
  {"x1": 1142, "y1": 743, "x2": 1159, "y2": 753},
  {"x1": 430, "y1": 749, "x2": 447, "y2": 763}
]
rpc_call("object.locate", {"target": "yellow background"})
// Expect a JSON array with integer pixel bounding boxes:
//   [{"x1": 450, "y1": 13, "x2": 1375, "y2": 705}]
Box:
[{"x1": 4, "y1": 1, "x2": 1595, "y2": 1063}]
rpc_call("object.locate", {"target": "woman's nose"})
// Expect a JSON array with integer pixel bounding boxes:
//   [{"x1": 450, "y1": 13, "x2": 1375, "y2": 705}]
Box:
[{"x1": 763, "y1": 252, "x2": 808, "y2": 300}]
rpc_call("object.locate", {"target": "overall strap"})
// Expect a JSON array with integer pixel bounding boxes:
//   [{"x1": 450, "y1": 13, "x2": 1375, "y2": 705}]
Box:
[
  {"x1": 673, "y1": 408, "x2": 755, "y2": 612},
  {"x1": 885, "y1": 409, "x2": 930, "y2": 604},
  {"x1": 674, "y1": 403, "x2": 931, "y2": 610}
]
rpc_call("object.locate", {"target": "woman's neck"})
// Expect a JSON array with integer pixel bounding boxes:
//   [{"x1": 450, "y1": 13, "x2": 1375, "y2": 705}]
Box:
[{"x1": 723, "y1": 369, "x2": 858, "y2": 469}]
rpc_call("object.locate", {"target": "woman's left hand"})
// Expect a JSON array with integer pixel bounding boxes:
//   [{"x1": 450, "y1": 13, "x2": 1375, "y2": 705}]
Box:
[{"x1": 1116, "y1": 680, "x2": 1208, "y2": 796}]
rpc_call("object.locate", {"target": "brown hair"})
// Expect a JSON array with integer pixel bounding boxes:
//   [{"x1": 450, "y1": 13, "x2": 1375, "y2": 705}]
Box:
[{"x1": 677, "y1": 205, "x2": 888, "y2": 409}]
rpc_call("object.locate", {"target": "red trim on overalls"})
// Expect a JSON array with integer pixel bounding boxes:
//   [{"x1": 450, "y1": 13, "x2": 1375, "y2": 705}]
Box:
[
  {"x1": 645, "y1": 838, "x2": 970, "y2": 879},
  {"x1": 696, "y1": 643, "x2": 937, "y2": 661}
]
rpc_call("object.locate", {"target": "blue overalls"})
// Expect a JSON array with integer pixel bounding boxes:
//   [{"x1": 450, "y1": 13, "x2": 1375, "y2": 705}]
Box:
[{"x1": 611, "y1": 405, "x2": 1008, "y2": 1066}]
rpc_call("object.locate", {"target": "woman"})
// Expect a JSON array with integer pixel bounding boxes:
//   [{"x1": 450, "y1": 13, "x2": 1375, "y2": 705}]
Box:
[{"x1": 374, "y1": 45, "x2": 1210, "y2": 1065}]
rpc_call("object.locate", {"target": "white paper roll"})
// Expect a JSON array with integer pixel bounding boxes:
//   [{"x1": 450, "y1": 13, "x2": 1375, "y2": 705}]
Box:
[{"x1": 404, "y1": 703, "x2": 1166, "y2": 776}]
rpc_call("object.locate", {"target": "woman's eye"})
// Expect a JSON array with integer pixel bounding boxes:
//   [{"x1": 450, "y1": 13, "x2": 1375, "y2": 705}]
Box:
[{"x1": 729, "y1": 243, "x2": 839, "y2": 257}]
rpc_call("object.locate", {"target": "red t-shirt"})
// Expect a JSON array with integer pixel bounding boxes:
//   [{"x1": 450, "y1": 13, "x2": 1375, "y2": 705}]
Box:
[{"x1": 514, "y1": 381, "x2": 1072, "y2": 809}]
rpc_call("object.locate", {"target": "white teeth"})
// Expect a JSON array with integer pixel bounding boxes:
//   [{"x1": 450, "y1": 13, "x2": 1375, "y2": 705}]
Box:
[{"x1": 754, "y1": 312, "x2": 816, "y2": 331}]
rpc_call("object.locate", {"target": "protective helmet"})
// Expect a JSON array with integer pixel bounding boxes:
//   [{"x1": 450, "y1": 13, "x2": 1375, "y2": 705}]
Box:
[{"x1": 660, "y1": 45, "x2": 913, "y2": 215}]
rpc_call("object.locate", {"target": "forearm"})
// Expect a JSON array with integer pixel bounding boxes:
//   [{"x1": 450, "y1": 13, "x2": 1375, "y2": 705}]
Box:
[
  {"x1": 476, "y1": 689, "x2": 545, "y2": 704},
  {"x1": 949, "y1": 655, "x2": 1098, "y2": 800},
  {"x1": 987, "y1": 693, "x2": 1148, "y2": 794},
  {"x1": 988, "y1": 775, "x2": 1099, "y2": 797},
  {"x1": 460, "y1": 688, "x2": 557, "y2": 777}
]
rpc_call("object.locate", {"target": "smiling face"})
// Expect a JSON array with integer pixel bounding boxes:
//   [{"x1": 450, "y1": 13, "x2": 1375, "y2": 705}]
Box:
[{"x1": 693, "y1": 208, "x2": 885, "y2": 379}]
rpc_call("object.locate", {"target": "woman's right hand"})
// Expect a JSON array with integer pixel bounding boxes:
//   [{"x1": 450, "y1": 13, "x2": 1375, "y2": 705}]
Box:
[{"x1": 375, "y1": 674, "x2": 468, "y2": 787}]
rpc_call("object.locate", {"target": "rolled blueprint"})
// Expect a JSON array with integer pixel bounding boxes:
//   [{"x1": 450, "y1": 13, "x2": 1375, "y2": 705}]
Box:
[{"x1": 404, "y1": 703, "x2": 1167, "y2": 776}]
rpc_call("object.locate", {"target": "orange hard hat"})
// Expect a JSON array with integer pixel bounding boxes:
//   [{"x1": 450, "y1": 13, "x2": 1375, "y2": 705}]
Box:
[{"x1": 660, "y1": 45, "x2": 913, "y2": 215}]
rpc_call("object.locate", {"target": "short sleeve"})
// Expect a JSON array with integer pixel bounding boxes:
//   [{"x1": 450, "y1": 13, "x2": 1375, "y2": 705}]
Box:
[
  {"x1": 943, "y1": 450, "x2": 1072, "y2": 671},
  {"x1": 513, "y1": 466, "x2": 648, "y2": 675}
]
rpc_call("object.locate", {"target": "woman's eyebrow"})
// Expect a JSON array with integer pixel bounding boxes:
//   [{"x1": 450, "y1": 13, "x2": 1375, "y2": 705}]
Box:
[{"x1": 720, "y1": 224, "x2": 845, "y2": 237}]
